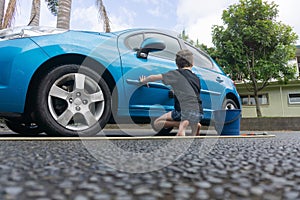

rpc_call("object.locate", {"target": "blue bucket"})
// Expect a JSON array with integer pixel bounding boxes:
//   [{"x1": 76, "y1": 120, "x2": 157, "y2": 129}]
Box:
[{"x1": 213, "y1": 109, "x2": 241, "y2": 135}]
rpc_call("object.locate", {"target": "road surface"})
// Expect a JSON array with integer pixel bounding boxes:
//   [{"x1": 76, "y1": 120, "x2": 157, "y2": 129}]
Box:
[{"x1": 0, "y1": 129, "x2": 299, "y2": 200}]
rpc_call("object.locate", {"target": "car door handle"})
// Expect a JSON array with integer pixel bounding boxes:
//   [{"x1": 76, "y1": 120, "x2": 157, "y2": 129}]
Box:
[
  {"x1": 126, "y1": 79, "x2": 170, "y2": 90},
  {"x1": 126, "y1": 79, "x2": 142, "y2": 86},
  {"x1": 216, "y1": 77, "x2": 224, "y2": 83}
]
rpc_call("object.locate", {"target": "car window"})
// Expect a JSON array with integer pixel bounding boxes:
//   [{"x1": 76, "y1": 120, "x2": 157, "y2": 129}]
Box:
[
  {"x1": 125, "y1": 33, "x2": 144, "y2": 49},
  {"x1": 145, "y1": 33, "x2": 181, "y2": 61},
  {"x1": 126, "y1": 33, "x2": 144, "y2": 50},
  {"x1": 125, "y1": 32, "x2": 181, "y2": 61},
  {"x1": 186, "y1": 44, "x2": 213, "y2": 69}
]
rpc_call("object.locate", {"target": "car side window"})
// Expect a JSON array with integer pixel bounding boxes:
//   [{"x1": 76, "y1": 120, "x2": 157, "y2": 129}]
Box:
[
  {"x1": 186, "y1": 44, "x2": 213, "y2": 69},
  {"x1": 126, "y1": 33, "x2": 144, "y2": 50},
  {"x1": 145, "y1": 33, "x2": 181, "y2": 61}
]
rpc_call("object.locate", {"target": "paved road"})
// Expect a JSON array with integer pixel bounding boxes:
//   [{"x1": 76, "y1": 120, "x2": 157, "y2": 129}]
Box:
[{"x1": 0, "y1": 130, "x2": 299, "y2": 200}]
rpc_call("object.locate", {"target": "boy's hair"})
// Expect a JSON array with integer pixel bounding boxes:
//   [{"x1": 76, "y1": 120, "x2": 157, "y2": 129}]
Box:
[{"x1": 176, "y1": 49, "x2": 193, "y2": 68}]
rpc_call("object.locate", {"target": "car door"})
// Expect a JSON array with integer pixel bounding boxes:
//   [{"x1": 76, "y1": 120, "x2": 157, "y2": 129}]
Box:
[{"x1": 118, "y1": 32, "x2": 182, "y2": 118}]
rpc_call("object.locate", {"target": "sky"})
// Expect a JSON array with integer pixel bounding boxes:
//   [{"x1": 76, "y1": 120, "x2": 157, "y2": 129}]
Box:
[{"x1": 9, "y1": 0, "x2": 300, "y2": 46}]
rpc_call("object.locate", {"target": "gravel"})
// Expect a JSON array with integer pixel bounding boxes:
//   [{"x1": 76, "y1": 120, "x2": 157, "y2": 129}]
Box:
[{"x1": 0, "y1": 131, "x2": 299, "y2": 199}]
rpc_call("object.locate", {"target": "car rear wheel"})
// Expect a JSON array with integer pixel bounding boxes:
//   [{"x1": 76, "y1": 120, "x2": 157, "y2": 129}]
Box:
[
  {"x1": 222, "y1": 98, "x2": 238, "y2": 110},
  {"x1": 35, "y1": 64, "x2": 112, "y2": 136}
]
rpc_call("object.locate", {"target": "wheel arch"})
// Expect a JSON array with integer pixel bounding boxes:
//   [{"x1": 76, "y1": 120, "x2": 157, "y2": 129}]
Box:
[
  {"x1": 24, "y1": 54, "x2": 118, "y2": 119},
  {"x1": 224, "y1": 92, "x2": 241, "y2": 109}
]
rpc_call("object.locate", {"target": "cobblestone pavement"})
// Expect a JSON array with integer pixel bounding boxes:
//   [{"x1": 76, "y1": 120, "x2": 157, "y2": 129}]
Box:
[{"x1": 0, "y1": 130, "x2": 299, "y2": 200}]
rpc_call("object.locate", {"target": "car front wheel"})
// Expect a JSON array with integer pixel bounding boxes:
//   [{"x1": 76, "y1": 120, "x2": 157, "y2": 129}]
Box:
[{"x1": 35, "y1": 64, "x2": 112, "y2": 136}]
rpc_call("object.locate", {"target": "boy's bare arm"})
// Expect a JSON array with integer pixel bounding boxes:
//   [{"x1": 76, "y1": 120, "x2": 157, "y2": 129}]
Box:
[{"x1": 139, "y1": 74, "x2": 163, "y2": 84}]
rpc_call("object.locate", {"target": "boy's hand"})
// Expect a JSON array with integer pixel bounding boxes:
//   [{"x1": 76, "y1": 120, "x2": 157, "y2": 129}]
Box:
[
  {"x1": 139, "y1": 75, "x2": 147, "y2": 83},
  {"x1": 139, "y1": 75, "x2": 149, "y2": 87}
]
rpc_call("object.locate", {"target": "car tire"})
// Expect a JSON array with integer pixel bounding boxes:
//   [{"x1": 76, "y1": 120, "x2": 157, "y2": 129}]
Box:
[
  {"x1": 5, "y1": 120, "x2": 43, "y2": 135},
  {"x1": 35, "y1": 64, "x2": 112, "y2": 136},
  {"x1": 222, "y1": 98, "x2": 238, "y2": 110}
]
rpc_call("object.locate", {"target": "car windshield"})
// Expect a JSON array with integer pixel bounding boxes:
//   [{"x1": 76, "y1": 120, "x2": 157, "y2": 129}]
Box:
[{"x1": 0, "y1": 26, "x2": 67, "y2": 41}]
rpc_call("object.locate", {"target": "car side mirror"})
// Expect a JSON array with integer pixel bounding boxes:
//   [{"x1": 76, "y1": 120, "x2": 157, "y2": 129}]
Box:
[{"x1": 137, "y1": 38, "x2": 166, "y2": 59}]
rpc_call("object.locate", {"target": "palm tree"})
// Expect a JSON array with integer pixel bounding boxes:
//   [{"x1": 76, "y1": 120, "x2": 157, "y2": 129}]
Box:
[
  {"x1": 1, "y1": 0, "x2": 59, "y2": 29},
  {"x1": 45, "y1": 0, "x2": 58, "y2": 16},
  {"x1": 28, "y1": 0, "x2": 41, "y2": 26},
  {"x1": 2, "y1": 0, "x2": 17, "y2": 29},
  {"x1": 96, "y1": 0, "x2": 110, "y2": 32},
  {"x1": 56, "y1": 0, "x2": 72, "y2": 29},
  {"x1": 0, "y1": 0, "x2": 5, "y2": 28}
]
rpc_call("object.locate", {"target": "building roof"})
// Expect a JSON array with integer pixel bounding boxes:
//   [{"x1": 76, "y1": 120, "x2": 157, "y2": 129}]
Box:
[{"x1": 236, "y1": 79, "x2": 300, "y2": 88}]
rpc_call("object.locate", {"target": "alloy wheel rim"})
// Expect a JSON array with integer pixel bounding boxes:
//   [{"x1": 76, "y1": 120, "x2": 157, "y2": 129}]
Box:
[
  {"x1": 225, "y1": 102, "x2": 237, "y2": 110},
  {"x1": 48, "y1": 73, "x2": 105, "y2": 131}
]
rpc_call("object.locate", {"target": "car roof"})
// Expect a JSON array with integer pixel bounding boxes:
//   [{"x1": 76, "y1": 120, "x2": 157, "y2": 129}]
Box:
[
  {"x1": 113, "y1": 28, "x2": 179, "y2": 37},
  {"x1": 0, "y1": 26, "x2": 180, "y2": 41},
  {"x1": 0, "y1": 26, "x2": 68, "y2": 41}
]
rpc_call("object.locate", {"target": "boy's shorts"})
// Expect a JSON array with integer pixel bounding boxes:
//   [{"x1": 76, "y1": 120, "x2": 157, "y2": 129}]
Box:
[{"x1": 171, "y1": 110, "x2": 203, "y2": 124}]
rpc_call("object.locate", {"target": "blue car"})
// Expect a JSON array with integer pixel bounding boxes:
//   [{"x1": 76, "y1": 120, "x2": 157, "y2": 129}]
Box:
[{"x1": 0, "y1": 26, "x2": 241, "y2": 136}]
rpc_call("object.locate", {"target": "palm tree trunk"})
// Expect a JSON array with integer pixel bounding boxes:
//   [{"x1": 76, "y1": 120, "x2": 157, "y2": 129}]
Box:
[
  {"x1": 56, "y1": 0, "x2": 72, "y2": 29},
  {"x1": 2, "y1": 0, "x2": 17, "y2": 29},
  {"x1": 0, "y1": 0, "x2": 5, "y2": 29},
  {"x1": 96, "y1": 0, "x2": 110, "y2": 32},
  {"x1": 28, "y1": 0, "x2": 41, "y2": 26}
]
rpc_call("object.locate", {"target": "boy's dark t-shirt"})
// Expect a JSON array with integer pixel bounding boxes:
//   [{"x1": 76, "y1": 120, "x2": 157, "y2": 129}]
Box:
[{"x1": 162, "y1": 69, "x2": 203, "y2": 114}]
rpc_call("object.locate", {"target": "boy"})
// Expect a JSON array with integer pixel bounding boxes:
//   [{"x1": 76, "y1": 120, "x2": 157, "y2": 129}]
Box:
[{"x1": 139, "y1": 49, "x2": 203, "y2": 136}]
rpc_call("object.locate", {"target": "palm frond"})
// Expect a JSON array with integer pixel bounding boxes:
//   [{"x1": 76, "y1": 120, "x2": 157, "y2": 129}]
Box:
[{"x1": 45, "y1": 0, "x2": 58, "y2": 16}]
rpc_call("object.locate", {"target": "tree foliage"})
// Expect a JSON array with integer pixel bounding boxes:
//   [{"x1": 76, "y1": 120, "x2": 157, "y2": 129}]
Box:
[
  {"x1": 212, "y1": 0, "x2": 298, "y2": 117},
  {"x1": 45, "y1": 0, "x2": 58, "y2": 16}
]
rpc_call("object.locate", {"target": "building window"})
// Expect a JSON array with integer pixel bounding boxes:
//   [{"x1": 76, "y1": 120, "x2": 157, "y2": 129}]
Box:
[
  {"x1": 241, "y1": 94, "x2": 269, "y2": 106},
  {"x1": 288, "y1": 93, "x2": 300, "y2": 104}
]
